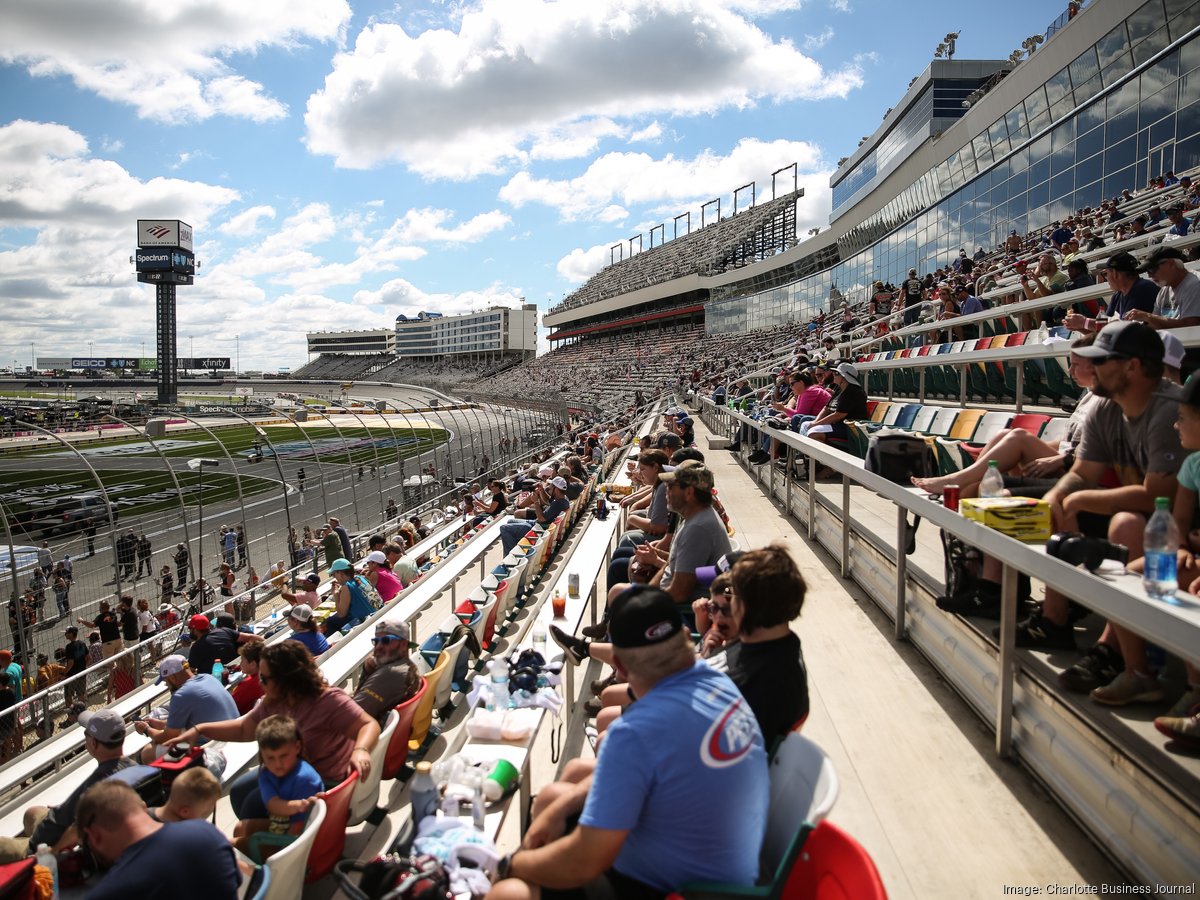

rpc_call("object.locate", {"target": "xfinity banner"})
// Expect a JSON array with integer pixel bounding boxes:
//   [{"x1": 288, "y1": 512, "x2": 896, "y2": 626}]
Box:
[{"x1": 177, "y1": 358, "x2": 230, "y2": 370}]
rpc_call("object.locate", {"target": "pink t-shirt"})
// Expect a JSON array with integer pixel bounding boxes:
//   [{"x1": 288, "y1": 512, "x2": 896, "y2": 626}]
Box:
[
  {"x1": 248, "y1": 687, "x2": 365, "y2": 781},
  {"x1": 795, "y1": 386, "x2": 832, "y2": 417},
  {"x1": 373, "y1": 567, "x2": 403, "y2": 601}
]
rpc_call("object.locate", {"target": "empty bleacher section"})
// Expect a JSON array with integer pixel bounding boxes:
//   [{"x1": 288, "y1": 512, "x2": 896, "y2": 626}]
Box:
[{"x1": 290, "y1": 352, "x2": 392, "y2": 382}]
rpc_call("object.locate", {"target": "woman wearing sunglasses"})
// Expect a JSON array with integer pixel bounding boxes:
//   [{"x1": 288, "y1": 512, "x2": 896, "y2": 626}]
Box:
[{"x1": 168, "y1": 640, "x2": 380, "y2": 821}]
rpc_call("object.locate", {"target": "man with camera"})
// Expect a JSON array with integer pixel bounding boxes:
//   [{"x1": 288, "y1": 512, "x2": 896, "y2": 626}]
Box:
[{"x1": 1006, "y1": 323, "x2": 1183, "y2": 692}]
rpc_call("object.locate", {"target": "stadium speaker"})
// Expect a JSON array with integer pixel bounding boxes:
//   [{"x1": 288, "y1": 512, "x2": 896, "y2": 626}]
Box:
[{"x1": 145, "y1": 419, "x2": 167, "y2": 439}]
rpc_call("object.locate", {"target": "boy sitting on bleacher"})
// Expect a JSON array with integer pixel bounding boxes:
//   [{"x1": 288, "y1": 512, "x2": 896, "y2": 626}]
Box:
[{"x1": 232, "y1": 715, "x2": 322, "y2": 858}]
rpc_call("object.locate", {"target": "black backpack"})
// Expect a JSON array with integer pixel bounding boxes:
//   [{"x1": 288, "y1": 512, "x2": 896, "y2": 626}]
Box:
[{"x1": 864, "y1": 433, "x2": 936, "y2": 484}]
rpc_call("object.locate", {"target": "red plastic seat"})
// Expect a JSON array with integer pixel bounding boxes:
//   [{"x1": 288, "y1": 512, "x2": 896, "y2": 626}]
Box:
[
  {"x1": 306, "y1": 771, "x2": 359, "y2": 883},
  {"x1": 1004, "y1": 331, "x2": 1028, "y2": 347},
  {"x1": 382, "y1": 678, "x2": 428, "y2": 779},
  {"x1": 1008, "y1": 413, "x2": 1051, "y2": 436},
  {"x1": 781, "y1": 820, "x2": 887, "y2": 899}
]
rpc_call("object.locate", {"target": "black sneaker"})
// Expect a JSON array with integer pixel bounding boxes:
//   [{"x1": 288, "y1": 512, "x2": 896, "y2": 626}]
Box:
[
  {"x1": 996, "y1": 613, "x2": 1076, "y2": 650},
  {"x1": 591, "y1": 673, "x2": 618, "y2": 696},
  {"x1": 580, "y1": 620, "x2": 609, "y2": 639},
  {"x1": 937, "y1": 582, "x2": 1001, "y2": 619},
  {"x1": 1058, "y1": 643, "x2": 1123, "y2": 693},
  {"x1": 747, "y1": 450, "x2": 769, "y2": 465},
  {"x1": 550, "y1": 624, "x2": 589, "y2": 666}
]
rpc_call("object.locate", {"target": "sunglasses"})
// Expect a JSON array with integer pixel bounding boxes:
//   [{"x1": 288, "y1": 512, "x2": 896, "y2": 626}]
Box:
[
  {"x1": 371, "y1": 635, "x2": 402, "y2": 645},
  {"x1": 706, "y1": 601, "x2": 733, "y2": 616}
]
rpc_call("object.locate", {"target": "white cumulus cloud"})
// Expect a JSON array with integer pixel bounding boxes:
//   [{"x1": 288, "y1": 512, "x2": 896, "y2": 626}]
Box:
[
  {"x1": 804, "y1": 27, "x2": 834, "y2": 50},
  {"x1": 219, "y1": 205, "x2": 278, "y2": 237},
  {"x1": 500, "y1": 137, "x2": 825, "y2": 220},
  {"x1": 304, "y1": 0, "x2": 864, "y2": 176},
  {"x1": 352, "y1": 278, "x2": 526, "y2": 319},
  {"x1": 0, "y1": 0, "x2": 350, "y2": 122}
]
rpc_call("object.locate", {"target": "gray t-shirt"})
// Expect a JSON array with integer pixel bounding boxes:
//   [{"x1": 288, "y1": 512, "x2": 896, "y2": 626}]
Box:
[
  {"x1": 1152, "y1": 271, "x2": 1200, "y2": 320},
  {"x1": 1076, "y1": 382, "x2": 1184, "y2": 484},
  {"x1": 661, "y1": 506, "x2": 733, "y2": 602},
  {"x1": 647, "y1": 483, "x2": 670, "y2": 529},
  {"x1": 1058, "y1": 390, "x2": 1097, "y2": 456}
]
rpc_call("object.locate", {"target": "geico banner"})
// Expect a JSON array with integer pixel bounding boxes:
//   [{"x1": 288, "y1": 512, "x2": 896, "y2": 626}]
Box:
[{"x1": 71, "y1": 358, "x2": 141, "y2": 369}]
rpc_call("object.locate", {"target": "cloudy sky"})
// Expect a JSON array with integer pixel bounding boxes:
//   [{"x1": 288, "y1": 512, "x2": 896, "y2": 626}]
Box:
[{"x1": 0, "y1": 0, "x2": 1054, "y2": 371}]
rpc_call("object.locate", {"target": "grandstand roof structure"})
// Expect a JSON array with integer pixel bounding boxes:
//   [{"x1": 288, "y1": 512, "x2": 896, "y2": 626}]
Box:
[{"x1": 544, "y1": 188, "x2": 802, "y2": 330}]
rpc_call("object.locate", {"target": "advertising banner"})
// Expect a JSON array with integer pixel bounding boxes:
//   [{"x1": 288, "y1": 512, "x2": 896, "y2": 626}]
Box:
[
  {"x1": 136, "y1": 219, "x2": 194, "y2": 252},
  {"x1": 177, "y1": 357, "x2": 231, "y2": 370}
]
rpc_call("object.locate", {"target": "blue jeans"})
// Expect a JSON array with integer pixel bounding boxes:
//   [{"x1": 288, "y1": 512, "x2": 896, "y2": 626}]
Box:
[{"x1": 501, "y1": 519, "x2": 532, "y2": 555}]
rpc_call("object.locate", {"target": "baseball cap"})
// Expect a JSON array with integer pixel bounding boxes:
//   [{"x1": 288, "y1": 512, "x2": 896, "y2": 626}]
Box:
[
  {"x1": 836, "y1": 362, "x2": 861, "y2": 386},
  {"x1": 304, "y1": 573, "x2": 320, "y2": 585},
  {"x1": 362, "y1": 550, "x2": 387, "y2": 565},
  {"x1": 609, "y1": 586, "x2": 684, "y2": 649},
  {"x1": 0, "y1": 650, "x2": 11, "y2": 664},
  {"x1": 1100, "y1": 251, "x2": 1140, "y2": 275},
  {"x1": 65, "y1": 625, "x2": 78, "y2": 635},
  {"x1": 189, "y1": 614, "x2": 211, "y2": 631},
  {"x1": 1182, "y1": 373, "x2": 1200, "y2": 408},
  {"x1": 375, "y1": 620, "x2": 411, "y2": 641},
  {"x1": 695, "y1": 551, "x2": 748, "y2": 589},
  {"x1": 158, "y1": 602, "x2": 173, "y2": 613},
  {"x1": 79, "y1": 709, "x2": 126, "y2": 743},
  {"x1": 289, "y1": 603, "x2": 314, "y2": 623},
  {"x1": 1140, "y1": 245, "x2": 1186, "y2": 272},
  {"x1": 537, "y1": 465, "x2": 555, "y2": 477},
  {"x1": 1072, "y1": 320, "x2": 1164, "y2": 363},
  {"x1": 658, "y1": 460, "x2": 714, "y2": 494},
  {"x1": 329, "y1": 558, "x2": 353, "y2": 573},
  {"x1": 156, "y1": 654, "x2": 188, "y2": 684},
  {"x1": 549, "y1": 476, "x2": 569, "y2": 491}
]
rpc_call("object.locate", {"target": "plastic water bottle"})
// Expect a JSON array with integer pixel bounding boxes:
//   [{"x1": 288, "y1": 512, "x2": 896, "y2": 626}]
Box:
[
  {"x1": 532, "y1": 623, "x2": 547, "y2": 654},
  {"x1": 1143, "y1": 497, "x2": 1180, "y2": 602},
  {"x1": 211, "y1": 660, "x2": 224, "y2": 684},
  {"x1": 979, "y1": 461, "x2": 1004, "y2": 499},
  {"x1": 410, "y1": 761, "x2": 439, "y2": 823},
  {"x1": 489, "y1": 658, "x2": 510, "y2": 710},
  {"x1": 36, "y1": 844, "x2": 58, "y2": 898}
]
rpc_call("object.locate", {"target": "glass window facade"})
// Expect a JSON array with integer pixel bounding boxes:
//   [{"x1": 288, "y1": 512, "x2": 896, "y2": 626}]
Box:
[
  {"x1": 710, "y1": 4, "x2": 1200, "y2": 335},
  {"x1": 395, "y1": 311, "x2": 507, "y2": 357}
]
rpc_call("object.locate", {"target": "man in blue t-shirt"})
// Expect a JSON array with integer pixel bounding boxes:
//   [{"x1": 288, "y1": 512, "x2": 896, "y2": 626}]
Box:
[
  {"x1": 78, "y1": 781, "x2": 241, "y2": 900},
  {"x1": 488, "y1": 586, "x2": 769, "y2": 900},
  {"x1": 135, "y1": 655, "x2": 238, "y2": 762}
]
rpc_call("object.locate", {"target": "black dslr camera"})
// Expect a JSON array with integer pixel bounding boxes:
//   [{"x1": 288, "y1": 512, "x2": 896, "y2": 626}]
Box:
[{"x1": 1045, "y1": 532, "x2": 1128, "y2": 573}]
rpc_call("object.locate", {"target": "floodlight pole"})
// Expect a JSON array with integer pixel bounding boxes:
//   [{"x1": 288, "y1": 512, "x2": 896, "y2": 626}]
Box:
[
  {"x1": 219, "y1": 408, "x2": 294, "y2": 552},
  {"x1": 247, "y1": 402, "x2": 331, "y2": 524},
  {"x1": 189, "y1": 459, "x2": 219, "y2": 582},
  {"x1": 0, "y1": 498, "x2": 33, "y2": 667},
  {"x1": 331, "y1": 401, "x2": 386, "y2": 517},
  {"x1": 301, "y1": 396, "x2": 362, "y2": 531},
  {"x1": 14, "y1": 420, "x2": 124, "y2": 654},
  {"x1": 103, "y1": 413, "x2": 193, "y2": 570},
  {"x1": 171, "y1": 412, "x2": 252, "y2": 574}
]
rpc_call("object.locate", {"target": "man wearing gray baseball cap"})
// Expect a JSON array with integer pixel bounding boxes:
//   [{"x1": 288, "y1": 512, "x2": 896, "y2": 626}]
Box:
[{"x1": 13, "y1": 710, "x2": 135, "y2": 856}]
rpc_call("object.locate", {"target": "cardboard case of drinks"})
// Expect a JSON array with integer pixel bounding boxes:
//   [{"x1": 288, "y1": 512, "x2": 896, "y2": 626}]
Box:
[{"x1": 959, "y1": 497, "x2": 1052, "y2": 543}]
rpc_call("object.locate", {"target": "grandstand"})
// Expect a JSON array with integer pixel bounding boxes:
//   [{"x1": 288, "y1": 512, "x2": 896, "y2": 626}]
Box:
[{"x1": 11, "y1": 0, "x2": 1200, "y2": 893}]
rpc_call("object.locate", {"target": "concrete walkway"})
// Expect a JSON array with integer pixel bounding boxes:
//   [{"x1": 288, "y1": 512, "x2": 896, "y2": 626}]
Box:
[{"x1": 699, "y1": 420, "x2": 1125, "y2": 898}]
